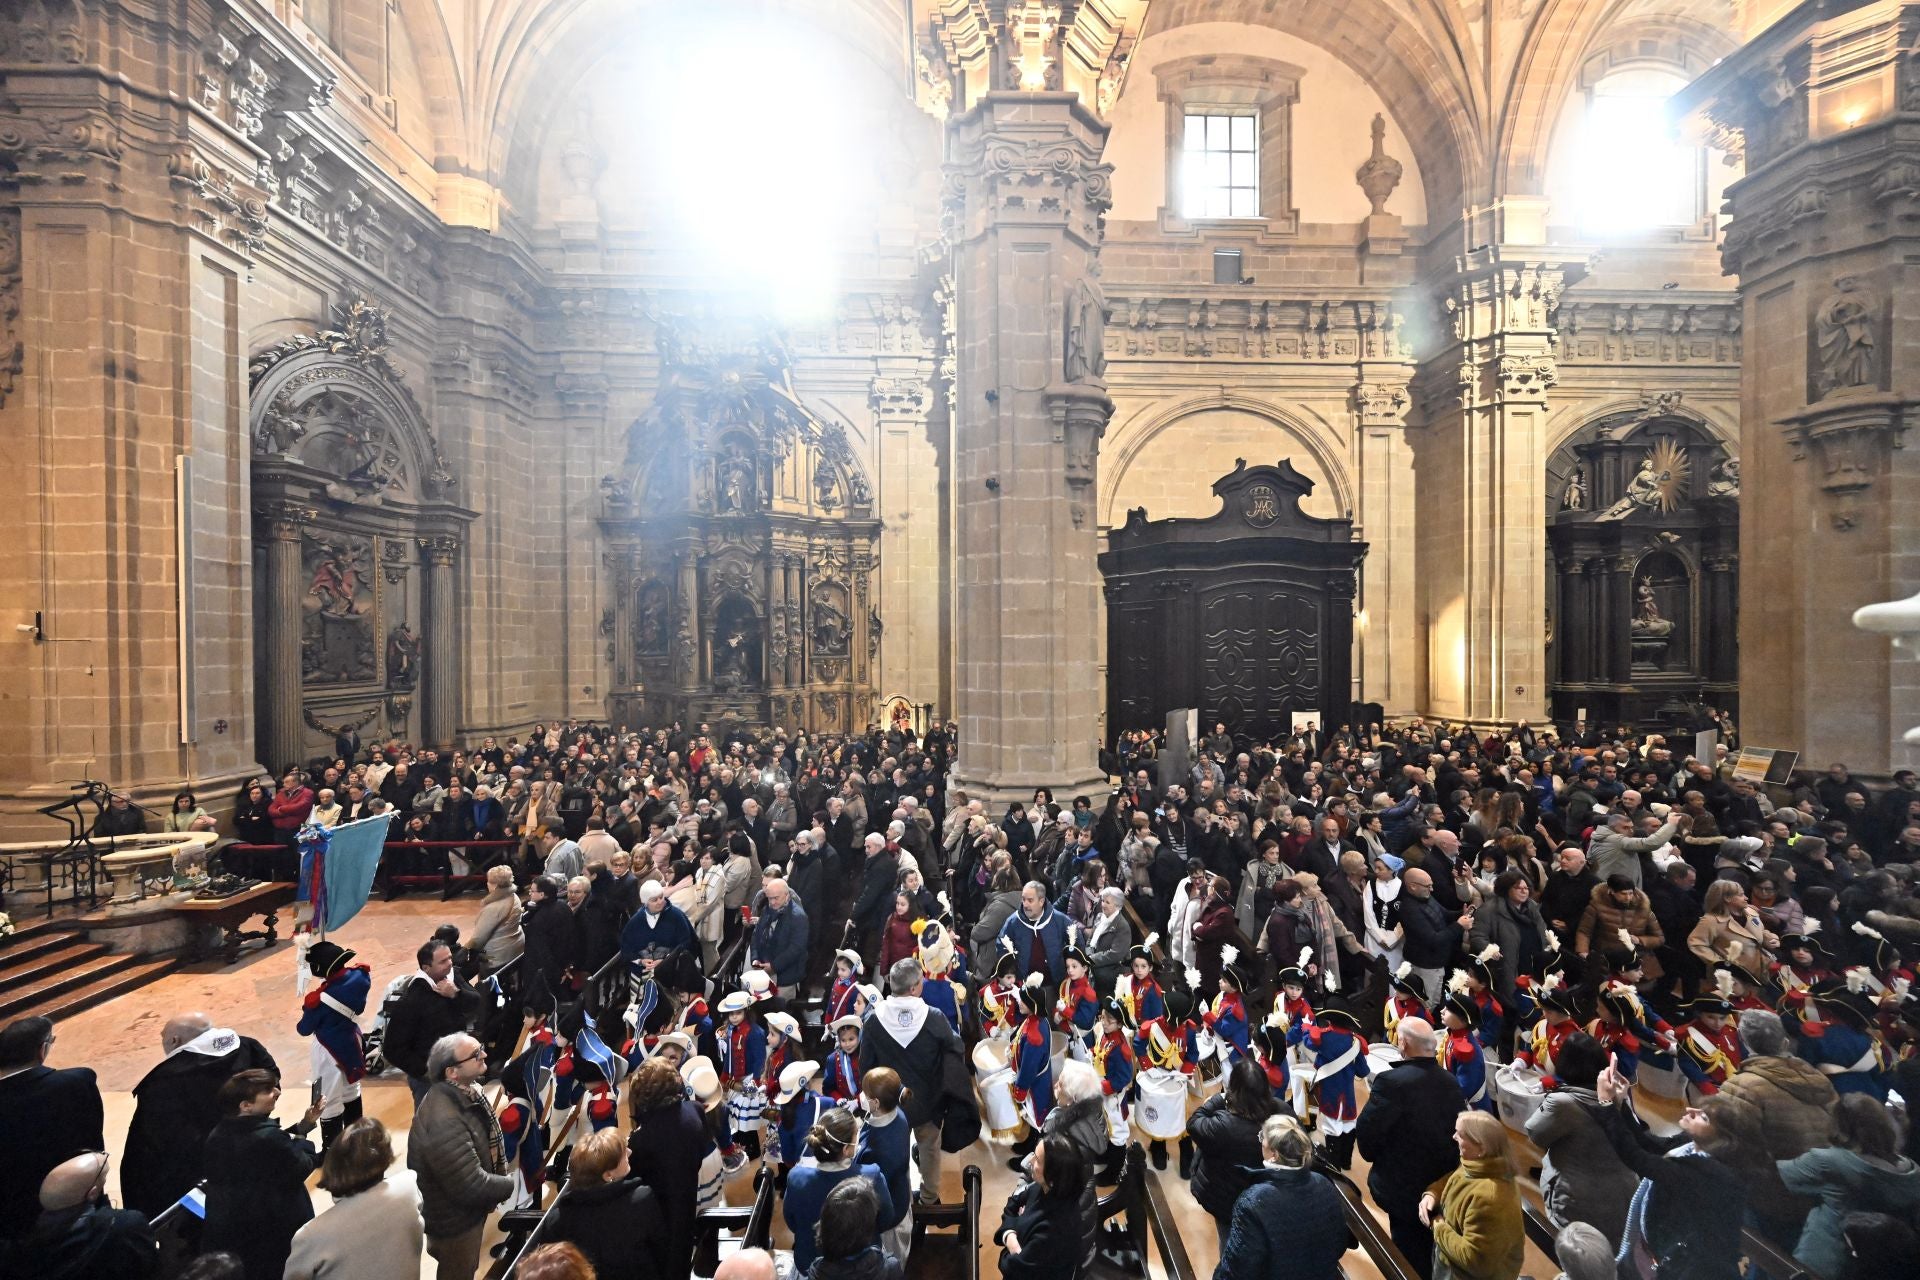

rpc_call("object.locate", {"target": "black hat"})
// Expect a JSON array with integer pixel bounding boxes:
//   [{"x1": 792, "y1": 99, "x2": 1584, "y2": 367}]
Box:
[
  {"x1": 1598, "y1": 983, "x2": 1645, "y2": 1023},
  {"x1": 1274, "y1": 944, "x2": 1311, "y2": 990},
  {"x1": 1316, "y1": 1008, "x2": 1363, "y2": 1035},
  {"x1": 1064, "y1": 945, "x2": 1092, "y2": 972},
  {"x1": 1220, "y1": 945, "x2": 1250, "y2": 993},
  {"x1": 1717, "y1": 958, "x2": 1770, "y2": 993},
  {"x1": 1539, "y1": 982, "x2": 1581, "y2": 1018},
  {"x1": 1440, "y1": 992, "x2": 1480, "y2": 1029},
  {"x1": 1467, "y1": 944, "x2": 1502, "y2": 989},
  {"x1": 1781, "y1": 931, "x2": 1831, "y2": 962},
  {"x1": 1015, "y1": 977, "x2": 1050, "y2": 1018},
  {"x1": 993, "y1": 946, "x2": 1021, "y2": 980},
  {"x1": 1811, "y1": 980, "x2": 1875, "y2": 1029},
  {"x1": 1683, "y1": 995, "x2": 1733, "y2": 1019},
  {"x1": 1099, "y1": 997, "x2": 1133, "y2": 1028},
  {"x1": 1128, "y1": 932, "x2": 1160, "y2": 967},
  {"x1": 1390, "y1": 962, "x2": 1427, "y2": 1002},
  {"x1": 1255, "y1": 1023, "x2": 1289, "y2": 1061},
  {"x1": 1851, "y1": 921, "x2": 1901, "y2": 974},
  {"x1": 304, "y1": 939, "x2": 355, "y2": 979}
]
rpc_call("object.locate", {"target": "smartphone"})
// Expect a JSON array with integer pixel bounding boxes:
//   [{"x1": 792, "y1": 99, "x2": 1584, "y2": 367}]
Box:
[{"x1": 310, "y1": 1078, "x2": 323, "y2": 1111}]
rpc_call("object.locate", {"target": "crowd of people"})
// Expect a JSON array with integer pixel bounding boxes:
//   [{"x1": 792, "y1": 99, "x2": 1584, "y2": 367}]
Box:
[{"x1": 5, "y1": 714, "x2": 1920, "y2": 1280}]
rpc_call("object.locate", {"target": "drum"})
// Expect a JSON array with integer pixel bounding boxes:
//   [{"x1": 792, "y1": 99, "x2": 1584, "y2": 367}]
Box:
[
  {"x1": 1493, "y1": 1061, "x2": 1547, "y2": 1130},
  {"x1": 971, "y1": 1038, "x2": 1025, "y2": 1142},
  {"x1": 1365, "y1": 1043, "x2": 1404, "y2": 1078},
  {"x1": 1135, "y1": 1068, "x2": 1188, "y2": 1140},
  {"x1": 1637, "y1": 1055, "x2": 1689, "y2": 1099}
]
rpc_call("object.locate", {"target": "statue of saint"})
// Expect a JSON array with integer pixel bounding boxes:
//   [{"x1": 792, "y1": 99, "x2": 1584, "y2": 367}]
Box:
[
  {"x1": 717, "y1": 446, "x2": 755, "y2": 512},
  {"x1": 1631, "y1": 578, "x2": 1674, "y2": 637},
  {"x1": 386, "y1": 622, "x2": 419, "y2": 688},
  {"x1": 1815, "y1": 278, "x2": 1878, "y2": 397},
  {"x1": 1707, "y1": 457, "x2": 1740, "y2": 498},
  {"x1": 1561, "y1": 465, "x2": 1588, "y2": 511}
]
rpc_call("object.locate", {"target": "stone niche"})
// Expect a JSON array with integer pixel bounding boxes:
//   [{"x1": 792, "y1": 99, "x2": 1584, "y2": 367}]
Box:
[
  {"x1": 248, "y1": 298, "x2": 473, "y2": 766},
  {"x1": 601, "y1": 316, "x2": 880, "y2": 735}
]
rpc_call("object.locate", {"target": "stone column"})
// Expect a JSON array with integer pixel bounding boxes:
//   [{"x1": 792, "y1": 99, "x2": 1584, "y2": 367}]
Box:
[
  {"x1": 784, "y1": 558, "x2": 804, "y2": 688},
  {"x1": 769, "y1": 552, "x2": 789, "y2": 698},
  {"x1": 944, "y1": 93, "x2": 1113, "y2": 804},
  {"x1": 258, "y1": 504, "x2": 316, "y2": 772},
  {"x1": 421, "y1": 536, "x2": 460, "y2": 749},
  {"x1": 1605, "y1": 555, "x2": 1637, "y2": 687},
  {"x1": 1678, "y1": 2, "x2": 1920, "y2": 771},
  {"x1": 1558, "y1": 560, "x2": 1588, "y2": 689},
  {"x1": 1704, "y1": 556, "x2": 1739, "y2": 684},
  {"x1": 1416, "y1": 242, "x2": 1582, "y2": 724},
  {"x1": 1353, "y1": 359, "x2": 1416, "y2": 715},
  {"x1": 871, "y1": 361, "x2": 945, "y2": 713}
]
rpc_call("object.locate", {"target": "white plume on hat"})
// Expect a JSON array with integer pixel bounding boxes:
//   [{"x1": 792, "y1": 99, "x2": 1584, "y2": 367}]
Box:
[
  {"x1": 1475, "y1": 944, "x2": 1502, "y2": 964},
  {"x1": 1447, "y1": 970, "x2": 1473, "y2": 995},
  {"x1": 1142, "y1": 932, "x2": 1160, "y2": 952},
  {"x1": 1615, "y1": 928, "x2": 1635, "y2": 952},
  {"x1": 1714, "y1": 968, "x2": 1734, "y2": 1000},
  {"x1": 1068, "y1": 921, "x2": 1080, "y2": 945},
  {"x1": 998, "y1": 936, "x2": 1016, "y2": 956},
  {"x1": 1184, "y1": 965, "x2": 1201, "y2": 991},
  {"x1": 1853, "y1": 921, "x2": 1886, "y2": 942},
  {"x1": 1543, "y1": 929, "x2": 1560, "y2": 953},
  {"x1": 1543, "y1": 970, "x2": 1566, "y2": 993},
  {"x1": 1897, "y1": 977, "x2": 1913, "y2": 1002},
  {"x1": 1296, "y1": 946, "x2": 1312, "y2": 970},
  {"x1": 1222, "y1": 944, "x2": 1240, "y2": 966},
  {"x1": 936, "y1": 890, "x2": 951, "y2": 913},
  {"x1": 1805, "y1": 920, "x2": 1822, "y2": 935},
  {"x1": 1847, "y1": 967, "x2": 1870, "y2": 994},
  {"x1": 1395, "y1": 960, "x2": 1413, "y2": 980}
]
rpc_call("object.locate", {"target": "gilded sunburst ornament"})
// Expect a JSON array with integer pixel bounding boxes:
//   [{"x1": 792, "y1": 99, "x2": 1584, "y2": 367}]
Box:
[{"x1": 1646, "y1": 438, "x2": 1690, "y2": 513}]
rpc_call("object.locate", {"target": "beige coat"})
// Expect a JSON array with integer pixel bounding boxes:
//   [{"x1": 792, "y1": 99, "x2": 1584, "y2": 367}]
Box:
[
  {"x1": 283, "y1": 1171, "x2": 424, "y2": 1280},
  {"x1": 1687, "y1": 908, "x2": 1777, "y2": 972}
]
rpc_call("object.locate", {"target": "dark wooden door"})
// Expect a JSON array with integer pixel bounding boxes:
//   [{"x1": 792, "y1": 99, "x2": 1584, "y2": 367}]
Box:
[{"x1": 1198, "y1": 584, "x2": 1322, "y2": 742}]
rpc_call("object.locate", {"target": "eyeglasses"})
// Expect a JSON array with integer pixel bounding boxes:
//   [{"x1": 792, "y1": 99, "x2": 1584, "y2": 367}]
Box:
[{"x1": 453, "y1": 1048, "x2": 487, "y2": 1067}]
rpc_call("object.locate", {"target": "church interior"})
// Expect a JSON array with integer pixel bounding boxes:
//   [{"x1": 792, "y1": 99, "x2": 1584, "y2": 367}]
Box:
[{"x1": 5, "y1": 0, "x2": 1920, "y2": 1276}]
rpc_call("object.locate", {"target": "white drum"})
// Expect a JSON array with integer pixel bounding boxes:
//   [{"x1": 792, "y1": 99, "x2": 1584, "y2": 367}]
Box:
[
  {"x1": 1136, "y1": 1068, "x2": 1189, "y2": 1140},
  {"x1": 1637, "y1": 1056, "x2": 1689, "y2": 1099},
  {"x1": 1493, "y1": 1061, "x2": 1547, "y2": 1130},
  {"x1": 972, "y1": 1039, "x2": 1025, "y2": 1142},
  {"x1": 1365, "y1": 1043, "x2": 1404, "y2": 1077}
]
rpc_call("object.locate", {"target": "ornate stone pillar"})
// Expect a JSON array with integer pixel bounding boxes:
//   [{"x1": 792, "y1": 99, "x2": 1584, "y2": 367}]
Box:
[
  {"x1": 1678, "y1": 2, "x2": 1920, "y2": 771},
  {"x1": 1416, "y1": 245, "x2": 1583, "y2": 724},
  {"x1": 871, "y1": 361, "x2": 944, "y2": 713},
  {"x1": 1605, "y1": 555, "x2": 1637, "y2": 688},
  {"x1": 1704, "y1": 556, "x2": 1739, "y2": 685},
  {"x1": 784, "y1": 558, "x2": 803, "y2": 689},
  {"x1": 943, "y1": 92, "x2": 1113, "y2": 803},
  {"x1": 769, "y1": 553, "x2": 789, "y2": 696},
  {"x1": 259, "y1": 503, "x2": 316, "y2": 772},
  {"x1": 1353, "y1": 345, "x2": 1416, "y2": 715},
  {"x1": 421, "y1": 536, "x2": 460, "y2": 749},
  {"x1": 674, "y1": 546, "x2": 701, "y2": 695}
]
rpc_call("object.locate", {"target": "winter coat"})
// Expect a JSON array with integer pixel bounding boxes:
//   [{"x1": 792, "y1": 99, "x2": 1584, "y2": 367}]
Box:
[
  {"x1": 1428, "y1": 1155, "x2": 1525, "y2": 1280},
  {"x1": 1188, "y1": 1093, "x2": 1271, "y2": 1222},
  {"x1": 1040, "y1": 1095, "x2": 1107, "y2": 1269},
  {"x1": 1468, "y1": 895, "x2": 1551, "y2": 1006},
  {"x1": 1235, "y1": 858, "x2": 1288, "y2": 938},
  {"x1": 1714, "y1": 1053, "x2": 1836, "y2": 1234},
  {"x1": 381, "y1": 977, "x2": 481, "y2": 1081},
  {"x1": 406, "y1": 1081, "x2": 510, "y2": 1239},
  {"x1": 201, "y1": 1115, "x2": 316, "y2": 1280},
  {"x1": 1588, "y1": 819, "x2": 1679, "y2": 888},
  {"x1": 466, "y1": 889, "x2": 524, "y2": 970},
  {"x1": 1597, "y1": 1106, "x2": 1745, "y2": 1280},
  {"x1": 858, "y1": 996, "x2": 963, "y2": 1129},
  {"x1": 627, "y1": 1100, "x2": 710, "y2": 1280},
  {"x1": 1778, "y1": 1146, "x2": 1920, "y2": 1278},
  {"x1": 282, "y1": 1171, "x2": 424, "y2": 1280},
  {"x1": 544, "y1": 1176, "x2": 669, "y2": 1280},
  {"x1": 806, "y1": 1246, "x2": 904, "y2": 1280},
  {"x1": 120, "y1": 1034, "x2": 278, "y2": 1218},
  {"x1": 1686, "y1": 908, "x2": 1776, "y2": 973},
  {"x1": 1214, "y1": 1165, "x2": 1349, "y2": 1280},
  {"x1": 784, "y1": 1160, "x2": 891, "y2": 1276},
  {"x1": 994, "y1": 1180, "x2": 1084, "y2": 1280},
  {"x1": 1523, "y1": 1087, "x2": 1637, "y2": 1242},
  {"x1": 1573, "y1": 882, "x2": 1665, "y2": 973},
  {"x1": 971, "y1": 889, "x2": 1023, "y2": 953}
]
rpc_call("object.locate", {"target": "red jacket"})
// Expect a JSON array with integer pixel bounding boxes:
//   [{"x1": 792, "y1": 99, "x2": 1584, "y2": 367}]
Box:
[
  {"x1": 268, "y1": 785, "x2": 314, "y2": 831},
  {"x1": 879, "y1": 914, "x2": 918, "y2": 973}
]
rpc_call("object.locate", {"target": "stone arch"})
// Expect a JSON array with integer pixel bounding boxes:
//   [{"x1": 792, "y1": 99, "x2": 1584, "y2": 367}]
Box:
[
  {"x1": 1545, "y1": 397, "x2": 1734, "y2": 521},
  {"x1": 391, "y1": 0, "x2": 470, "y2": 166},
  {"x1": 1545, "y1": 395, "x2": 1735, "y2": 457},
  {"x1": 1143, "y1": 0, "x2": 1483, "y2": 215},
  {"x1": 1101, "y1": 392, "x2": 1355, "y2": 528},
  {"x1": 1497, "y1": 0, "x2": 1736, "y2": 200}
]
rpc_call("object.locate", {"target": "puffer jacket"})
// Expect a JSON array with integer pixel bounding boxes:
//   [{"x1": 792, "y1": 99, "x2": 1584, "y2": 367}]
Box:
[
  {"x1": 407, "y1": 1080, "x2": 511, "y2": 1237},
  {"x1": 1041, "y1": 1094, "x2": 1108, "y2": 1270},
  {"x1": 1214, "y1": 1164, "x2": 1350, "y2": 1280},
  {"x1": 1573, "y1": 882, "x2": 1665, "y2": 976},
  {"x1": 1188, "y1": 1094, "x2": 1270, "y2": 1222},
  {"x1": 1429, "y1": 1155, "x2": 1525, "y2": 1280},
  {"x1": 1713, "y1": 1054, "x2": 1835, "y2": 1233},
  {"x1": 1778, "y1": 1146, "x2": 1920, "y2": 1277}
]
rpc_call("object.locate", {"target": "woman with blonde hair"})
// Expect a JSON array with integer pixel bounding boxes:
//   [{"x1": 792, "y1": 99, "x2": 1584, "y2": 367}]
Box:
[
  {"x1": 1215, "y1": 1114, "x2": 1349, "y2": 1280},
  {"x1": 1420, "y1": 1111, "x2": 1524, "y2": 1280},
  {"x1": 465, "y1": 865, "x2": 524, "y2": 971},
  {"x1": 1687, "y1": 878, "x2": 1777, "y2": 973}
]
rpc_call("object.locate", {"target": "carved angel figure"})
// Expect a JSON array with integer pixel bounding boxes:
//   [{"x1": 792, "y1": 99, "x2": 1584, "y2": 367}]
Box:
[
  {"x1": 1815, "y1": 278, "x2": 1878, "y2": 397},
  {"x1": 1561, "y1": 465, "x2": 1588, "y2": 511}
]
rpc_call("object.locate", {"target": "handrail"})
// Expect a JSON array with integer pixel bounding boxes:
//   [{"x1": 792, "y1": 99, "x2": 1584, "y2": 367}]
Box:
[
  {"x1": 690, "y1": 1166, "x2": 778, "y2": 1274},
  {"x1": 1142, "y1": 1169, "x2": 1200, "y2": 1280},
  {"x1": 1317, "y1": 1160, "x2": 1421, "y2": 1280},
  {"x1": 150, "y1": 1182, "x2": 205, "y2": 1279}
]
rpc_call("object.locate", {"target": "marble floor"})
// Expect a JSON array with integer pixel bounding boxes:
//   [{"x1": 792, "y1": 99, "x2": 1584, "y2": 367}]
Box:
[{"x1": 49, "y1": 897, "x2": 1557, "y2": 1279}]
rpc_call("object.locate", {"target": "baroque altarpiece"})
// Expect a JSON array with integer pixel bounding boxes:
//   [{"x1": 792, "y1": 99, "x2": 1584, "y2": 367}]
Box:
[
  {"x1": 601, "y1": 324, "x2": 881, "y2": 733},
  {"x1": 1546, "y1": 399, "x2": 1740, "y2": 731}
]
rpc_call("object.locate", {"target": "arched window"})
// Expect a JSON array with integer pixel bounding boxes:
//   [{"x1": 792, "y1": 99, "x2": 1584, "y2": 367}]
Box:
[{"x1": 1569, "y1": 67, "x2": 1703, "y2": 232}]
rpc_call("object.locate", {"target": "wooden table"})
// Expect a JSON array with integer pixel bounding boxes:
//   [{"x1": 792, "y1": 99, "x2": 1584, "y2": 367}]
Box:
[{"x1": 170, "y1": 881, "x2": 298, "y2": 963}]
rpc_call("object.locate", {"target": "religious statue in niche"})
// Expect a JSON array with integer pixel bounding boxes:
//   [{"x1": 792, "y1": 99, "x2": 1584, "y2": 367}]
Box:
[
  {"x1": 300, "y1": 534, "x2": 376, "y2": 685},
  {"x1": 1063, "y1": 282, "x2": 1107, "y2": 383},
  {"x1": 385, "y1": 622, "x2": 419, "y2": 689},
  {"x1": 1596, "y1": 439, "x2": 1689, "y2": 521},
  {"x1": 1631, "y1": 579, "x2": 1674, "y2": 638},
  {"x1": 712, "y1": 596, "x2": 762, "y2": 691},
  {"x1": 1814, "y1": 277, "x2": 1879, "y2": 400},
  {"x1": 1629, "y1": 562, "x2": 1685, "y2": 670},
  {"x1": 1560, "y1": 465, "x2": 1588, "y2": 511},
  {"x1": 634, "y1": 580, "x2": 669, "y2": 653},
  {"x1": 814, "y1": 456, "x2": 843, "y2": 511},
  {"x1": 1707, "y1": 457, "x2": 1740, "y2": 499},
  {"x1": 716, "y1": 444, "x2": 757, "y2": 513},
  {"x1": 811, "y1": 590, "x2": 850, "y2": 656}
]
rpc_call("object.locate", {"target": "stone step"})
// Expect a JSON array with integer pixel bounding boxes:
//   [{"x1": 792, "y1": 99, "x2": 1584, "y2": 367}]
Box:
[
  {"x1": 0, "y1": 948, "x2": 153, "y2": 1021},
  {"x1": 0, "y1": 936, "x2": 112, "y2": 991},
  {"x1": 0, "y1": 928, "x2": 95, "y2": 974},
  {"x1": 23, "y1": 956, "x2": 178, "y2": 1025}
]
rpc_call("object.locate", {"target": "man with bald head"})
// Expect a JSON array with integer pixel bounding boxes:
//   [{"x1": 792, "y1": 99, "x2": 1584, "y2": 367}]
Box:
[
  {"x1": 14, "y1": 1151, "x2": 159, "y2": 1277},
  {"x1": 119, "y1": 1012, "x2": 277, "y2": 1217},
  {"x1": 1355, "y1": 1017, "x2": 1467, "y2": 1275},
  {"x1": 1398, "y1": 866, "x2": 1472, "y2": 1003},
  {"x1": 748, "y1": 875, "x2": 810, "y2": 998},
  {"x1": 713, "y1": 1247, "x2": 776, "y2": 1280}
]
